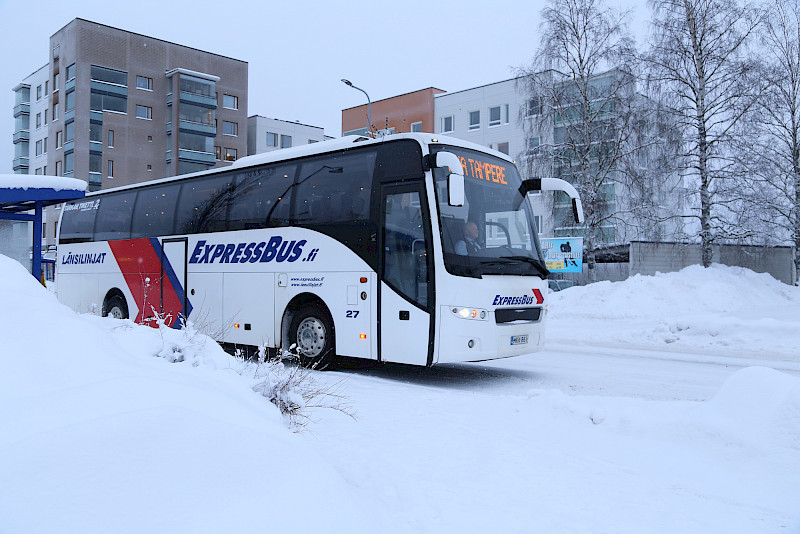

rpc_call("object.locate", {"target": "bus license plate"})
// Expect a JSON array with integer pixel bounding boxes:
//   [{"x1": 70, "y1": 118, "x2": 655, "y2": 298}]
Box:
[{"x1": 510, "y1": 335, "x2": 528, "y2": 346}]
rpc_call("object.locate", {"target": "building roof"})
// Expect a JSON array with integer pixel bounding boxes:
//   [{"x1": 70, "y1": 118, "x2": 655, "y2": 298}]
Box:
[{"x1": 0, "y1": 175, "x2": 87, "y2": 213}]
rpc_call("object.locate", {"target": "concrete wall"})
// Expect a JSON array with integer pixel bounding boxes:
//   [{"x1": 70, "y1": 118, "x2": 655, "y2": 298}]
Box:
[{"x1": 630, "y1": 241, "x2": 796, "y2": 285}]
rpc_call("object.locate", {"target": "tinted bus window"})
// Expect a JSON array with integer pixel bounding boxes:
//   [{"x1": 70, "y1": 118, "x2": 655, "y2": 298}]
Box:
[
  {"x1": 59, "y1": 199, "x2": 99, "y2": 243},
  {"x1": 295, "y1": 151, "x2": 375, "y2": 224},
  {"x1": 131, "y1": 183, "x2": 179, "y2": 238},
  {"x1": 93, "y1": 191, "x2": 135, "y2": 241},
  {"x1": 228, "y1": 163, "x2": 296, "y2": 230},
  {"x1": 175, "y1": 173, "x2": 235, "y2": 235}
]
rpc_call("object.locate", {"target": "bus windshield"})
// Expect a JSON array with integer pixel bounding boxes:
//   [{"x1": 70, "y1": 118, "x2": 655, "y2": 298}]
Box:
[{"x1": 432, "y1": 144, "x2": 547, "y2": 278}]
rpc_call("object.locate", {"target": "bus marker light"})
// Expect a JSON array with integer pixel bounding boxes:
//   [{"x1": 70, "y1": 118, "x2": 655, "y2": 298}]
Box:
[
  {"x1": 234, "y1": 323, "x2": 240, "y2": 329},
  {"x1": 360, "y1": 333, "x2": 367, "y2": 339},
  {"x1": 360, "y1": 277, "x2": 367, "y2": 283},
  {"x1": 470, "y1": 309, "x2": 479, "y2": 318}
]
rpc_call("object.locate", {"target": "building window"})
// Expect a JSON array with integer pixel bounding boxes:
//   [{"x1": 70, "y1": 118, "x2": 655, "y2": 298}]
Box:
[
  {"x1": 147, "y1": 135, "x2": 153, "y2": 142},
  {"x1": 36, "y1": 113, "x2": 42, "y2": 129},
  {"x1": 66, "y1": 63, "x2": 76, "y2": 82},
  {"x1": 411, "y1": 121, "x2": 423, "y2": 132},
  {"x1": 265, "y1": 132, "x2": 278, "y2": 147},
  {"x1": 108, "y1": 130, "x2": 114, "y2": 148},
  {"x1": 442, "y1": 115, "x2": 454, "y2": 133},
  {"x1": 56, "y1": 130, "x2": 62, "y2": 149},
  {"x1": 136, "y1": 76, "x2": 153, "y2": 90},
  {"x1": 469, "y1": 110, "x2": 480, "y2": 130},
  {"x1": 52, "y1": 102, "x2": 59, "y2": 121},
  {"x1": 222, "y1": 94, "x2": 238, "y2": 109},
  {"x1": 64, "y1": 152, "x2": 74, "y2": 173},
  {"x1": 280, "y1": 134, "x2": 292, "y2": 148},
  {"x1": 527, "y1": 97, "x2": 541, "y2": 116},
  {"x1": 222, "y1": 121, "x2": 238, "y2": 136},
  {"x1": 55, "y1": 160, "x2": 62, "y2": 176},
  {"x1": 527, "y1": 137, "x2": 540, "y2": 154},
  {"x1": 108, "y1": 160, "x2": 114, "y2": 178},
  {"x1": 44, "y1": 110, "x2": 48, "y2": 125},
  {"x1": 65, "y1": 121, "x2": 74, "y2": 142},
  {"x1": 489, "y1": 106, "x2": 501, "y2": 127},
  {"x1": 91, "y1": 65, "x2": 127, "y2": 86},
  {"x1": 136, "y1": 105, "x2": 152, "y2": 120},
  {"x1": 225, "y1": 147, "x2": 237, "y2": 161},
  {"x1": 35, "y1": 140, "x2": 43, "y2": 156},
  {"x1": 43, "y1": 137, "x2": 47, "y2": 154},
  {"x1": 147, "y1": 164, "x2": 152, "y2": 172},
  {"x1": 35, "y1": 167, "x2": 42, "y2": 175},
  {"x1": 215, "y1": 146, "x2": 222, "y2": 160},
  {"x1": 36, "y1": 85, "x2": 42, "y2": 101},
  {"x1": 504, "y1": 104, "x2": 510, "y2": 124},
  {"x1": 497, "y1": 142, "x2": 509, "y2": 155},
  {"x1": 65, "y1": 90, "x2": 75, "y2": 112},
  {"x1": 45, "y1": 81, "x2": 49, "y2": 96},
  {"x1": 53, "y1": 73, "x2": 59, "y2": 92}
]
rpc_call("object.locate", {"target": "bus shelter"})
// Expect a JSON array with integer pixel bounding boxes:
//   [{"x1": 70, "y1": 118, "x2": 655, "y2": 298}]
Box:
[{"x1": 0, "y1": 175, "x2": 86, "y2": 282}]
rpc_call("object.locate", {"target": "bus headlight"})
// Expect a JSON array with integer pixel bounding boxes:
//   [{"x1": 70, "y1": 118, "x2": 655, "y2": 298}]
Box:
[{"x1": 451, "y1": 307, "x2": 489, "y2": 321}]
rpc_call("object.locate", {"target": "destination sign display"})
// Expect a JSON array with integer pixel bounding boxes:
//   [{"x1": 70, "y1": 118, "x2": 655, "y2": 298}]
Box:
[{"x1": 457, "y1": 155, "x2": 509, "y2": 185}]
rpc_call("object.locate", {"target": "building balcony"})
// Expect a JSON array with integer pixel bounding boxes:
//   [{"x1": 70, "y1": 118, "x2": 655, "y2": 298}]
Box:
[
  {"x1": 12, "y1": 156, "x2": 29, "y2": 171},
  {"x1": 13, "y1": 130, "x2": 30, "y2": 143},
  {"x1": 179, "y1": 91, "x2": 216, "y2": 109},
  {"x1": 178, "y1": 119, "x2": 216, "y2": 136},
  {"x1": 65, "y1": 109, "x2": 75, "y2": 123},
  {"x1": 13, "y1": 103, "x2": 30, "y2": 117},
  {"x1": 65, "y1": 78, "x2": 76, "y2": 93},
  {"x1": 178, "y1": 148, "x2": 216, "y2": 164},
  {"x1": 89, "y1": 140, "x2": 103, "y2": 154},
  {"x1": 90, "y1": 80, "x2": 128, "y2": 97},
  {"x1": 90, "y1": 110, "x2": 103, "y2": 123}
]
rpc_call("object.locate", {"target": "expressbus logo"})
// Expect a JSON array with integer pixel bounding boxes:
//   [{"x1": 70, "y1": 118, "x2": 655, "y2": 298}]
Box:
[
  {"x1": 492, "y1": 289, "x2": 544, "y2": 306},
  {"x1": 189, "y1": 237, "x2": 310, "y2": 265}
]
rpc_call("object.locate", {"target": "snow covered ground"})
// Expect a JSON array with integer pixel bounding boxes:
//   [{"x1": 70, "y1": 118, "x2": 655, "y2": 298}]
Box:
[{"x1": 1, "y1": 256, "x2": 798, "y2": 533}]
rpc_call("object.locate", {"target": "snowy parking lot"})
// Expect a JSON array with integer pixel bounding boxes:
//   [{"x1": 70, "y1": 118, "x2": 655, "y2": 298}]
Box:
[{"x1": 1, "y1": 256, "x2": 798, "y2": 533}]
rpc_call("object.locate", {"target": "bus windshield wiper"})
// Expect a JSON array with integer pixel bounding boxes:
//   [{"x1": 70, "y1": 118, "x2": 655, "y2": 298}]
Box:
[{"x1": 478, "y1": 256, "x2": 549, "y2": 277}]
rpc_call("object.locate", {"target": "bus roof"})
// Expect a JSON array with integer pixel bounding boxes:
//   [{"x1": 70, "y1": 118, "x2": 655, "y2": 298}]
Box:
[{"x1": 80, "y1": 133, "x2": 516, "y2": 198}]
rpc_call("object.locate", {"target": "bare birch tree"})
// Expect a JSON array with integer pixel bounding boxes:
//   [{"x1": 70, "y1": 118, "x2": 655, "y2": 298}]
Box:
[
  {"x1": 517, "y1": 0, "x2": 656, "y2": 281},
  {"x1": 732, "y1": 0, "x2": 800, "y2": 282},
  {"x1": 645, "y1": 0, "x2": 763, "y2": 267}
]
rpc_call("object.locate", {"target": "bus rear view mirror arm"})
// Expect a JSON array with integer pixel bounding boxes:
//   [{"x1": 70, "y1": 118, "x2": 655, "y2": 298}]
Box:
[
  {"x1": 519, "y1": 178, "x2": 585, "y2": 224},
  {"x1": 435, "y1": 152, "x2": 465, "y2": 207}
]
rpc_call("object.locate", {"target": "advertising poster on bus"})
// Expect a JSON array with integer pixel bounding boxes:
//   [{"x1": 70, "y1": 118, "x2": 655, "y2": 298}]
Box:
[{"x1": 541, "y1": 237, "x2": 583, "y2": 273}]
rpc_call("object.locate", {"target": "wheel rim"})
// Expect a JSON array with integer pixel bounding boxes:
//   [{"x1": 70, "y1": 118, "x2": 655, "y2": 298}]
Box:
[
  {"x1": 108, "y1": 305, "x2": 125, "y2": 319},
  {"x1": 296, "y1": 317, "x2": 326, "y2": 358}
]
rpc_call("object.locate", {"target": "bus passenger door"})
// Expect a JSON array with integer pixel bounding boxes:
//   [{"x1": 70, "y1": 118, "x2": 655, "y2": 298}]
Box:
[
  {"x1": 380, "y1": 185, "x2": 433, "y2": 365},
  {"x1": 161, "y1": 238, "x2": 189, "y2": 328}
]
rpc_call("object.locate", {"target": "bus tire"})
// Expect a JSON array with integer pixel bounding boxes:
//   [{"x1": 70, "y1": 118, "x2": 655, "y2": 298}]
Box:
[
  {"x1": 105, "y1": 294, "x2": 129, "y2": 320},
  {"x1": 288, "y1": 303, "x2": 336, "y2": 370}
]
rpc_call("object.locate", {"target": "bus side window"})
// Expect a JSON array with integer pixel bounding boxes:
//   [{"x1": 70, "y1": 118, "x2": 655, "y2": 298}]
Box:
[
  {"x1": 94, "y1": 191, "x2": 135, "y2": 241},
  {"x1": 59, "y1": 200, "x2": 98, "y2": 244},
  {"x1": 175, "y1": 174, "x2": 233, "y2": 235},
  {"x1": 131, "y1": 183, "x2": 180, "y2": 238},
  {"x1": 294, "y1": 151, "x2": 375, "y2": 224},
  {"x1": 227, "y1": 164, "x2": 295, "y2": 230}
]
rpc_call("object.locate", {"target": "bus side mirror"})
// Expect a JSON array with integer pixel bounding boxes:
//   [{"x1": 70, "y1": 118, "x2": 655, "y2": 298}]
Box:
[{"x1": 435, "y1": 152, "x2": 465, "y2": 207}]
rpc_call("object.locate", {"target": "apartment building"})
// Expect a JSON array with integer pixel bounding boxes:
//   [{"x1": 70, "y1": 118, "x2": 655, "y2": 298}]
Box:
[
  {"x1": 247, "y1": 116, "x2": 329, "y2": 155},
  {"x1": 11, "y1": 18, "x2": 248, "y2": 247},
  {"x1": 342, "y1": 87, "x2": 444, "y2": 137}
]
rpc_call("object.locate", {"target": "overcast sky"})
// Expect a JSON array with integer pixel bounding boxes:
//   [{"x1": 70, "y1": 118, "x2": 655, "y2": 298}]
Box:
[{"x1": 0, "y1": 0, "x2": 649, "y2": 175}]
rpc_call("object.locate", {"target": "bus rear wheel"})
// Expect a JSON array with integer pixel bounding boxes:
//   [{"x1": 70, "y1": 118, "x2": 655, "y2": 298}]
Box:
[
  {"x1": 105, "y1": 294, "x2": 129, "y2": 320},
  {"x1": 288, "y1": 304, "x2": 336, "y2": 370}
]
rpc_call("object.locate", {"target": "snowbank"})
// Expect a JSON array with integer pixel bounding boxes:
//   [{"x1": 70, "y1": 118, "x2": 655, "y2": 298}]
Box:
[
  {"x1": 548, "y1": 264, "x2": 800, "y2": 360},
  {"x1": 0, "y1": 255, "x2": 378, "y2": 533}
]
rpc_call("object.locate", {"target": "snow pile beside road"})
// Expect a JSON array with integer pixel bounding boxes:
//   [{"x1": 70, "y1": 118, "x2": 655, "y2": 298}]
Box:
[
  {"x1": 0, "y1": 254, "x2": 376, "y2": 533},
  {"x1": 548, "y1": 264, "x2": 800, "y2": 360}
]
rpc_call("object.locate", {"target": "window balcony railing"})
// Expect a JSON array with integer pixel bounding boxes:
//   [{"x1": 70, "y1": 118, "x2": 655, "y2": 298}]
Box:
[
  {"x1": 13, "y1": 130, "x2": 30, "y2": 143},
  {"x1": 178, "y1": 148, "x2": 216, "y2": 164},
  {"x1": 179, "y1": 90, "x2": 216, "y2": 109},
  {"x1": 12, "y1": 156, "x2": 29, "y2": 170},
  {"x1": 13, "y1": 103, "x2": 30, "y2": 117}
]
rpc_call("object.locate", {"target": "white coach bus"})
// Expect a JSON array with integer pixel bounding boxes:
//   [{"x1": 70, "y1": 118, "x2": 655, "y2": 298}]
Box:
[{"x1": 56, "y1": 133, "x2": 582, "y2": 369}]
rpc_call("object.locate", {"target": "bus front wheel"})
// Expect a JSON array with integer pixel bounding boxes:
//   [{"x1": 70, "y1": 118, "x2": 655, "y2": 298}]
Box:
[
  {"x1": 288, "y1": 304, "x2": 336, "y2": 370},
  {"x1": 105, "y1": 294, "x2": 129, "y2": 320}
]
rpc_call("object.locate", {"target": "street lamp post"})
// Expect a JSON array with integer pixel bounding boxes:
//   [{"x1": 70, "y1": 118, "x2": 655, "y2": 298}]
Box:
[{"x1": 341, "y1": 78, "x2": 371, "y2": 137}]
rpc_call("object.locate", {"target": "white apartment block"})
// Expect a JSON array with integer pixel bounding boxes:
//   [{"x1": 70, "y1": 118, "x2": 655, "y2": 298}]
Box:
[{"x1": 247, "y1": 116, "x2": 329, "y2": 155}]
